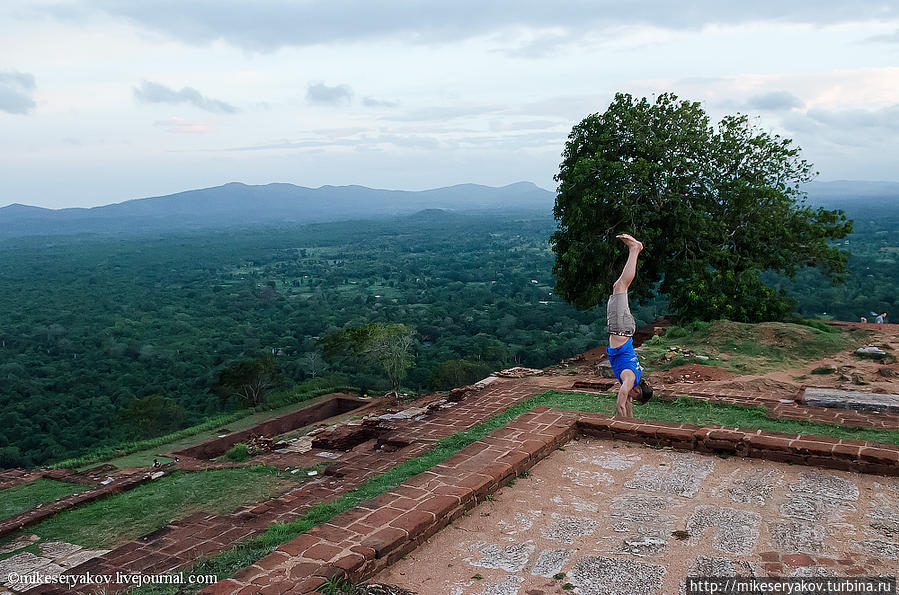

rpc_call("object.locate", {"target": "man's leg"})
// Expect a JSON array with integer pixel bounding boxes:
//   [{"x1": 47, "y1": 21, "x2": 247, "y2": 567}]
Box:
[
  {"x1": 608, "y1": 234, "x2": 643, "y2": 349},
  {"x1": 609, "y1": 234, "x2": 643, "y2": 419},
  {"x1": 612, "y1": 234, "x2": 643, "y2": 295}
]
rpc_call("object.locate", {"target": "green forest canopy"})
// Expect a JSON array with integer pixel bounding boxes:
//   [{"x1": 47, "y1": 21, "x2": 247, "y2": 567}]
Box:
[{"x1": 1, "y1": 202, "x2": 896, "y2": 468}]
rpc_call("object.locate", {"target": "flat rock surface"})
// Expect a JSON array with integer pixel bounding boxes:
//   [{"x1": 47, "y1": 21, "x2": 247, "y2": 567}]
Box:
[
  {"x1": 379, "y1": 407, "x2": 429, "y2": 421},
  {"x1": 37, "y1": 541, "x2": 82, "y2": 559},
  {"x1": 0, "y1": 552, "x2": 54, "y2": 591},
  {"x1": 803, "y1": 387, "x2": 899, "y2": 413},
  {"x1": 0, "y1": 540, "x2": 109, "y2": 592},
  {"x1": 0, "y1": 535, "x2": 39, "y2": 555},
  {"x1": 374, "y1": 438, "x2": 899, "y2": 594}
]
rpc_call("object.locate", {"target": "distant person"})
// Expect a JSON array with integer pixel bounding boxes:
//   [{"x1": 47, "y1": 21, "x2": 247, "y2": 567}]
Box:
[
  {"x1": 876, "y1": 312, "x2": 887, "y2": 324},
  {"x1": 861, "y1": 316, "x2": 868, "y2": 324},
  {"x1": 606, "y1": 234, "x2": 653, "y2": 418}
]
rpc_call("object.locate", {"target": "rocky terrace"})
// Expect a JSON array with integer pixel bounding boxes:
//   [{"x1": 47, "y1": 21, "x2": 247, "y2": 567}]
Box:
[
  {"x1": 6, "y1": 325, "x2": 899, "y2": 594},
  {"x1": 199, "y1": 407, "x2": 899, "y2": 594}
]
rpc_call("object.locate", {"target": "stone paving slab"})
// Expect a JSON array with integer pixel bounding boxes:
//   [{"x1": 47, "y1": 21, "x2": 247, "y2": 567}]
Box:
[
  {"x1": 0, "y1": 542, "x2": 110, "y2": 593},
  {"x1": 0, "y1": 553, "x2": 57, "y2": 592},
  {"x1": 803, "y1": 387, "x2": 899, "y2": 414},
  {"x1": 37, "y1": 543, "x2": 81, "y2": 560},
  {"x1": 376, "y1": 438, "x2": 898, "y2": 594}
]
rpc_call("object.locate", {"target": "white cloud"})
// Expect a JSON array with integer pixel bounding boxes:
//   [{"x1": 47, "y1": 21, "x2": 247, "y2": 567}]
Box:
[
  {"x1": 381, "y1": 105, "x2": 506, "y2": 122},
  {"x1": 0, "y1": 71, "x2": 36, "y2": 115},
  {"x1": 134, "y1": 80, "x2": 238, "y2": 113},
  {"x1": 866, "y1": 29, "x2": 899, "y2": 43},
  {"x1": 807, "y1": 104, "x2": 899, "y2": 131},
  {"x1": 34, "y1": 0, "x2": 899, "y2": 52},
  {"x1": 305, "y1": 82, "x2": 353, "y2": 105},
  {"x1": 1, "y1": 1, "x2": 899, "y2": 207},
  {"x1": 362, "y1": 96, "x2": 398, "y2": 108},
  {"x1": 745, "y1": 91, "x2": 805, "y2": 111}
]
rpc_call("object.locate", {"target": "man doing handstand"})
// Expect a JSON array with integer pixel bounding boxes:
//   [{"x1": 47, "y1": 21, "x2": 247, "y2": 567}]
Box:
[{"x1": 606, "y1": 234, "x2": 653, "y2": 417}]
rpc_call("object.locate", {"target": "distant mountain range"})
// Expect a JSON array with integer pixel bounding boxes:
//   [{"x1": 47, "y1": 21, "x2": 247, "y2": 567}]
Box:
[
  {"x1": 1, "y1": 179, "x2": 896, "y2": 239},
  {"x1": 803, "y1": 180, "x2": 899, "y2": 214},
  {"x1": 0, "y1": 182, "x2": 554, "y2": 238}
]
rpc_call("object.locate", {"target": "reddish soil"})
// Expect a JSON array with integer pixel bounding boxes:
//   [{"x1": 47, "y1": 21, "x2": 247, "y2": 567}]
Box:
[
  {"x1": 714, "y1": 377, "x2": 803, "y2": 400},
  {"x1": 577, "y1": 319, "x2": 672, "y2": 366},
  {"x1": 580, "y1": 344, "x2": 609, "y2": 364},
  {"x1": 551, "y1": 321, "x2": 899, "y2": 405},
  {"x1": 654, "y1": 364, "x2": 739, "y2": 384}
]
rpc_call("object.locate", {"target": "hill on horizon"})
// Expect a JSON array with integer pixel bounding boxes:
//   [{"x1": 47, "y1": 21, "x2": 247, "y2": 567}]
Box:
[
  {"x1": 0, "y1": 181, "x2": 554, "y2": 238},
  {"x1": 2, "y1": 179, "x2": 897, "y2": 239}
]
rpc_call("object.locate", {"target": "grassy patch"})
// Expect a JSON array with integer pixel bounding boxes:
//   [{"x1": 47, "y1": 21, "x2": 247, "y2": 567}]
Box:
[
  {"x1": 546, "y1": 390, "x2": 899, "y2": 445},
  {"x1": 53, "y1": 410, "x2": 251, "y2": 470},
  {"x1": 52, "y1": 386, "x2": 357, "y2": 470},
  {"x1": 223, "y1": 443, "x2": 250, "y2": 462},
  {"x1": 0, "y1": 542, "x2": 41, "y2": 562},
  {"x1": 28, "y1": 467, "x2": 292, "y2": 549},
  {"x1": 135, "y1": 386, "x2": 899, "y2": 594},
  {"x1": 0, "y1": 479, "x2": 92, "y2": 521},
  {"x1": 638, "y1": 320, "x2": 856, "y2": 374},
  {"x1": 794, "y1": 318, "x2": 839, "y2": 334}
]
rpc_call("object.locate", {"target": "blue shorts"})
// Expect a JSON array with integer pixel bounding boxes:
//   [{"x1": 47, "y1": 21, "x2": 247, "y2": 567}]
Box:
[{"x1": 606, "y1": 337, "x2": 642, "y2": 386}]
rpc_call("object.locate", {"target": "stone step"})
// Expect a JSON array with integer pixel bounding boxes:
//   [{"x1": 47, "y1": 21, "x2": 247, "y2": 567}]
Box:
[{"x1": 803, "y1": 388, "x2": 899, "y2": 414}]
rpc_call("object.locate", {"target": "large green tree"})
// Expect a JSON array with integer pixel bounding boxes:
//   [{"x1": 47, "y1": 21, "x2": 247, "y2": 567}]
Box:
[
  {"x1": 121, "y1": 394, "x2": 186, "y2": 439},
  {"x1": 216, "y1": 356, "x2": 280, "y2": 407},
  {"x1": 551, "y1": 92, "x2": 853, "y2": 322},
  {"x1": 320, "y1": 323, "x2": 416, "y2": 395}
]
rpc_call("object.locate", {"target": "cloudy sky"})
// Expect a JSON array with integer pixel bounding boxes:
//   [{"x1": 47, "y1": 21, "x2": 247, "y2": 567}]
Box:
[{"x1": 1, "y1": 1, "x2": 898, "y2": 208}]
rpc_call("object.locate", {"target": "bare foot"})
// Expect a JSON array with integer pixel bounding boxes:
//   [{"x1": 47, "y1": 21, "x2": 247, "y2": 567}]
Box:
[{"x1": 616, "y1": 233, "x2": 643, "y2": 252}]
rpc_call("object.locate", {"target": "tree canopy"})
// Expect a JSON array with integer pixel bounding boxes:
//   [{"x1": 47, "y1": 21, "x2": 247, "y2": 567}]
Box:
[
  {"x1": 551, "y1": 92, "x2": 853, "y2": 322},
  {"x1": 0, "y1": 215, "x2": 616, "y2": 468},
  {"x1": 121, "y1": 394, "x2": 186, "y2": 439},
  {"x1": 320, "y1": 323, "x2": 417, "y2": 394},
  {"x1": 216, "y1": 356, "x2": 280, "y2": 407}
]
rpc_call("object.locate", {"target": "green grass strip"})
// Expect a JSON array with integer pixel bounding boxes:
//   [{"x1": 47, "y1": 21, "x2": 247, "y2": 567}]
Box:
[
  {"x1": 29, "y1": 467, "x2": 293, "y2": 550},
  {"x1": 50, "y1": 386, "x2": 357, "y2": 470},
  {"x1": 134, "y1": 389, "x2": 899, "y2": 594},
  {"x1": 0, "y1": 479, "x2": 92, "y2": 522},
  {"x1": 546, "y1": 390, "x2": 899, "y2": 445},
  {"x1": 50, "y1": 410, "x2": 253, "y2": 470}
]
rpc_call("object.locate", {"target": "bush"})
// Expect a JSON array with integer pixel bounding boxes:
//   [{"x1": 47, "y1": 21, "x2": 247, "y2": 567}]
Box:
[
  {"x1": 0, "y1": 446, "x2": 27, "y2": 468},
  {"x1": 663, "y1": 320, "x2": 711, "y2": 340},
  {"x1": 429, "y1": 359, "x2": 493, "y2": 390},
  {"x1": 797, "y1": 319, "x2": 838, "y2": 334},
  {"x1": 50, "y1": 409, "x2": 252, "y2": 470},
  {"x1": 224, "y1": 443, "x2": 250, "y2": 462},
  {"x1": 263, "y1": 383, "x2": 357, "y2": 410}
]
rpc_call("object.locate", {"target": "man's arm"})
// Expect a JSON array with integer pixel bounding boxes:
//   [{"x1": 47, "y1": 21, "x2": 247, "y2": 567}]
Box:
[{"x1": 616, "y1": 369, "x2": 636, "y2": 418}]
